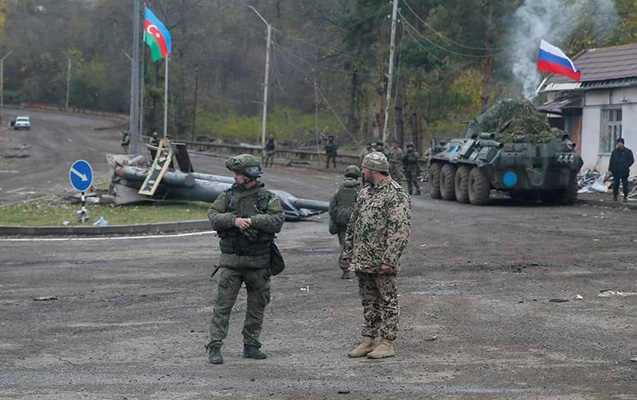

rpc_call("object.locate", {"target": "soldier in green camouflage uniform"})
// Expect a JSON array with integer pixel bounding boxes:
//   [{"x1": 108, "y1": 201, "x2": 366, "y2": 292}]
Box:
[
  {"x1": 387, "y1": 143, "x2": 404, "y2": 181},
  {"x1": 343, "y1": 152, "x2": 411, "y2": 359},
  {"x1": 401, "y1": 143, "x2": 421, "y2": 195},
  {"x1": 329, "y1": 165, "x2": 362, "y2": 280},
  {"x1": 325, "y1": 135, "x2": 338, "y2": 169},
  {"x1": 206, "y1": 154, "x2": 285, "y2": 365}
]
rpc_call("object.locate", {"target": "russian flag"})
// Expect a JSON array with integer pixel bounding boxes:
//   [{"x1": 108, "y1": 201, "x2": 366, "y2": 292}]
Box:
[{"x1": 537, "y1": 39, "x2": 581, "y2": 82}]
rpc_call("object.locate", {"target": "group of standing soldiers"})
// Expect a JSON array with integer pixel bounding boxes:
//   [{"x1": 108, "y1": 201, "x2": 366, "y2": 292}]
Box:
[{"x1": 358, "y1": 141, "x2": 422, "y2": 195}]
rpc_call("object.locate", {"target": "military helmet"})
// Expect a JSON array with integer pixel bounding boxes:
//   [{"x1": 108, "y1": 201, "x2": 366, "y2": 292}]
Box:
[
  {"x1": 362, "y1": 151, "x2": 389, "y2": 172},
  {"x1": 152, "y1": 132, "x2": 158, "y2": 137},
  {"x1": 225, "y1": 154, "x2": 262, "y2": 179},
  {"x1": 406, "y1": 142, "x2": 414, "y2": 148},
  {"x1": 344, "y1": 165, "x2": 362, "y2": 179}
]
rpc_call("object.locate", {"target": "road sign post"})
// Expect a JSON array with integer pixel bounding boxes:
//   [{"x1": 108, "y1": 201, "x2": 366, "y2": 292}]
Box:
[{"x1": 69, "y1": 160, "x2": 93, "y2": 223}]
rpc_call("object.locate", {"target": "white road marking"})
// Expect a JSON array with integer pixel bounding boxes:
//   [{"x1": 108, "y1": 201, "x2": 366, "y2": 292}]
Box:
[
  {"x1": 0, "y1": 170, "x2": 19, "y2": 174},
  {"x1": 0, "y1": 230, "x2": 216, "y2": 242}
]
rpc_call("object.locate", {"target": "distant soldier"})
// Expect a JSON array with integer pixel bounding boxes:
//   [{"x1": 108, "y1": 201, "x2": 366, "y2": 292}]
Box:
[
  {"x1": 375, "y1": 141, "x2": 388, "y2": 157},
  {"x1": 329, "y1": 165, "x2": 362, "y2": 280},
  {"x1": 325, "y1": 135, "x2": 338, "y2": 169},
  {"x1": 359, "y1": 142, "x2": 373, "y2": 166},
  {"x1": 387, "y1": 143, "x2": 403, "y2": 181},
  {"x1": 401, "y1": 143, "x2": 421, "y2": 195},
  {"x1": 609, "y1": 138, "x2": 634, "y2": 202},
  {"x1": 343, "y1": 152, "x2": 411, "y2": 359},
  {"x1": 264, "y1": 135, "x2": 276, "y2": 168},
  {"x1": 149, "y1": 131, "x2": 159, "y2": 146},
  {"x1": 206, "y1": 154, "x2": 285, "y2": 364},
  {"x1": 120, "y1": 130, "x2": 130, "y2": 154}
]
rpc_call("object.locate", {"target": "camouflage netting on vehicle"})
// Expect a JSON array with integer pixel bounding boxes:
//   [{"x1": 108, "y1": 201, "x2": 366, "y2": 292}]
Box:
[{"x1": 475, "y1": 98, "x2": 564, "y2": 144}]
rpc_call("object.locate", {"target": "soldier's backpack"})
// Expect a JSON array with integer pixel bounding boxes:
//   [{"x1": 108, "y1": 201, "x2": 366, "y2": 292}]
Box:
[{"x1": 333, "y1": 186, "x2": 358, "y2": 228}]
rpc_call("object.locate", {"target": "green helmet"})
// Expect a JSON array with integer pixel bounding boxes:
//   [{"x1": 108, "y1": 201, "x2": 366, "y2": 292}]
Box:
[
  {"x1": 344, "y1": 165, "x2": 361, "y2": 179},
  {"x1": 362, "y1": 151, "x2": 389, "y2": 172},
  {"x1": 225, "y1": 154, "x2": 262, "y2": 179},
  {"x1": 406, "y1": 142, "x2": 414, "y2": 148}
]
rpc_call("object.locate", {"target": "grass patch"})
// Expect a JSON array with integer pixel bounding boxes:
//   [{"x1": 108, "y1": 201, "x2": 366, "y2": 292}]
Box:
[{"x1": 0, "y1": 196, "x2": 210, "y2": 227}]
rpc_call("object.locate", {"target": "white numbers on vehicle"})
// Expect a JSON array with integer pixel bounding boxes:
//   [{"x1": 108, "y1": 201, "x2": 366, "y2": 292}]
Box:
[{"x1": 556, "y1": 154, "x2": 575, "y2": 163}]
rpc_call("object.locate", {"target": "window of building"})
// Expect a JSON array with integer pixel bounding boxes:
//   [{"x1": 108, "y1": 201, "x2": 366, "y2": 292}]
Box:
[{"x1": 600, "y1": 108, "x2": 622, "y2": 153}]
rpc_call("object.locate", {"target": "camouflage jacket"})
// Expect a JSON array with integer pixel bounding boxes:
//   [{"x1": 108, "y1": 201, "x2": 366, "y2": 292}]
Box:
[
  {"x1": 402, "y1": 150, "x2": 420, "y2": 172},
  {"x1": 325, "y1": 142, "x2": 338, "y2": 156},
  {"x1": 343, "y1": 177, "x2": 411, "y2": 274},
  {"x1": 208, "y1": 182, "x2": 285, "y2": 269},
  {"x1": 387, "y1": 147, "x2": 403, "y2": 164}
]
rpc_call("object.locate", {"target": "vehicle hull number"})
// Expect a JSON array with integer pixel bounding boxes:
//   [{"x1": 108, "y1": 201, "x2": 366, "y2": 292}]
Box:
[{"x1": 556, "y1": 153, "x2": 575, "y2": 163}]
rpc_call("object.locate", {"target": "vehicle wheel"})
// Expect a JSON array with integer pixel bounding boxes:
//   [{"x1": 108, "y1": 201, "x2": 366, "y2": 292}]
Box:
[
  {"x1": 454, "y1": 165, "x2": 471, "y2": 203},
  {"x1": 558, "y1": 182, "x2": 578, "y2": 205},
  {"x1": 440, "y1": 164, "x2": 457, "y2": 201},
  {"x1": 468, "y1": 167, "x2": 490, "y2": 205},
  {"x1": 429, "y1": 163, "x2": 442, "y2": 199}
]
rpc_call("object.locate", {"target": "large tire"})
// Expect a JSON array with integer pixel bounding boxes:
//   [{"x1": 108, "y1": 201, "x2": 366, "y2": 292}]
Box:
[
  {"x1": 454, "y1": 165, "x2": 471, "y2": 203},
  {"x1": 558, "y1": 182, "x2": 578, "y2": 205},
  {"x1": 429, "y1": 163, "x2": 442, "y2": 199},
  {"x1": 440, "y1": 164, "x2": 457, "y2": 201},
  {"x1": 468, "y1": 167, "x2": 491, "y2": 205}
]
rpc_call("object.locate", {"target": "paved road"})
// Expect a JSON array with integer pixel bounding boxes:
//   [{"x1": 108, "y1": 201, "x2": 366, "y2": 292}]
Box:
[{"x1": 1, "y1": 111, "x2": 637, "y2": 399}]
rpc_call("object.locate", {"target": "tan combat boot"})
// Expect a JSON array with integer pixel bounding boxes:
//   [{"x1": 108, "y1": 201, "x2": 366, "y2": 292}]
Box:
[
  {"x1": 366, "y1": 339, "x2": 395, "y2": 359},
  {"x1": 348, "y1": 336, "x2": 376, "y2": 358}
]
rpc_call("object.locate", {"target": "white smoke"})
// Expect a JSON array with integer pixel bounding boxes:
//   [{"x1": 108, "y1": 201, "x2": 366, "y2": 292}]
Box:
[{"x1": 509, "y1": 0, "x2": 618, "y2": 99}]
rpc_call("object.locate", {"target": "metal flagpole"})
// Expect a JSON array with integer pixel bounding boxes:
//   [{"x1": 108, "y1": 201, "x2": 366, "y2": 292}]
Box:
[
  {"x1": 382, "y1": 0, "x2": 399, "y2": 146},
  {"x1": 139, "y1": 43, "x2": 145, "y2": 138},
  {"x1": 164, "y1": 55, "x2": 168, "y2": 138},
  {"x1": 247, "y1": 5, "x2": 271, "y2": 160},
  {"x1": 130, "y1": 0, "x2": 141, "y2": 154}
]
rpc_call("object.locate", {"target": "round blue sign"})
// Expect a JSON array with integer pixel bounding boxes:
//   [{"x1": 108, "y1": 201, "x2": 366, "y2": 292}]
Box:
[
  {"x1": 69, "y1": 160, "x2": 94, "y2": 192},
  {"x1": 503, "y1": 171, "x2": 518, "y2": 187}
]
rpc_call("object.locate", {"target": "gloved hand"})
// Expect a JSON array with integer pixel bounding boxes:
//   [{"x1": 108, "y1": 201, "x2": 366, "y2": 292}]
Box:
[{"x1": 241, "y1": 227, "x2": 259, "y2": 242}]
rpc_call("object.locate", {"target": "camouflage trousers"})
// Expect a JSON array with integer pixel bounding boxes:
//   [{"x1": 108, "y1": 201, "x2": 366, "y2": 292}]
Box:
[
  {"x1": 264, "y1": 150, "x2": 276, "y2": 167},
  {"x1": 389, "y1": 162, "x2": 402, "y2": 182},
  {"x1": 207, "y1": 267, "x2": 270, "y2": 349},
  {"x1": 325, "y1": 155, "x2": 337, "y2": 169},
  {"x1": 405, "y1": 170, "x2": 420, "y2": 194},
  {"x1": 355, "y1": 271, "x2": 399, "y2": 341},
  {"x1": 337, "y1": 231, "x2": 348, "y2": 271}
]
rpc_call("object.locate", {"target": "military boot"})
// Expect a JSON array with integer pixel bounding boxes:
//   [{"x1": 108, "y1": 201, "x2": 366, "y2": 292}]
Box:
[
  {"x1": 208, "y1": 346, "x2": 223, "y2": 364},
  {"x1": 348, "y1": 336, "x2": 376, "y2": 358},
  {"x1": 367, "y1": 339, "x2": 395, "y2": 359},
  {"x1": 243, "y1": 345, "x2": 267, "y2": 359},
  {"x1": 341, "y1": 270, "x2": 351, "y2": 280}
]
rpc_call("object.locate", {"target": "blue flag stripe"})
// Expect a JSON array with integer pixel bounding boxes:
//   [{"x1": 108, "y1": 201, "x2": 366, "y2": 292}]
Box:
[{"x1": 144, "y1": 8, "x2": 172, "y2": 53}]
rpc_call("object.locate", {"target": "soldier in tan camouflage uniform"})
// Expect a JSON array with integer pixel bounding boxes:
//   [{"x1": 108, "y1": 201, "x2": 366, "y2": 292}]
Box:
[
  {"x1": 387, "y1": 142, "x2": 403, "y2": 181},
  {"x1": 343, "y1": 152, "x2": 411, "y2": 359}
]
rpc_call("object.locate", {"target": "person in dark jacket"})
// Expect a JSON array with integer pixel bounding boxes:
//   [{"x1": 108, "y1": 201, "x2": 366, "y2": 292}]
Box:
[{"x1": 608, "y1": 138, "x2": 634, "y2": 202}]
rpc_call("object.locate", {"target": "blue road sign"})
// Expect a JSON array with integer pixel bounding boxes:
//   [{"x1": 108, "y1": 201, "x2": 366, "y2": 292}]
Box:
[{"x1": 69, "y1": 160, "x2": 93, "y2": 192}]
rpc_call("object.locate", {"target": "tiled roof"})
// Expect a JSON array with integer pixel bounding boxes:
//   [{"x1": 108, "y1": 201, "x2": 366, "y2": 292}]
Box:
[{"x1": 545, "y1": 43, "x2": 637, "y2": 85}]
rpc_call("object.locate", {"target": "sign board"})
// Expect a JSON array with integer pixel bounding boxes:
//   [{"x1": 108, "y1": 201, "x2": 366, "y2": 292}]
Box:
[
  {"x1": 139, "y1": 139, "x2": 173, "y2": 196},
  {"x1": 69, "y1": 160, "x2": 93, "y2": 192}
]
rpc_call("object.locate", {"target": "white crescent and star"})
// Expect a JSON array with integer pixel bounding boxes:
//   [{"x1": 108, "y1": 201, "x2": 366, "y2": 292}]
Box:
[{"x1": 146, "y1": 24, "x2": 162, "y2": 39}]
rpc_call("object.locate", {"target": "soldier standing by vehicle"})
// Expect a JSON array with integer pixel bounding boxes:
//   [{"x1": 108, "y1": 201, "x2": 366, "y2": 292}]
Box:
[
  {"x1": 325, "y1": 135, "x2": 338, "y2": 169},
  {"x1": 206, "y1": 154, "x2": 285, "y2": 365},
  {"x1": 343, "y1": 152, "x2": 411, "y2": 359},
  {"x1": 329, "y1": 165, "x2": 362, "y2": 280},
  {"x1": 609, "y1": 138, "x2": 634, "y2": 202},
  {"x1": 401, "y1": 143, "x2": 421, "y2": 195},
  {"x1": 120, "y1": 130, "x2": 130, "y2": 154},
  {"x1": 264, "y1": 135, "x2": 276, "y2": 168},
  {"x1": 387, "y1": 143, "x2": 403, "y2": 181}
]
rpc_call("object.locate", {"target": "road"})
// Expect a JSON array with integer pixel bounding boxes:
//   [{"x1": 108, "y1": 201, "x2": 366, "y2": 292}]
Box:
[{"x1": 1, "y1": 111, "x2": 637, "y2": 399}]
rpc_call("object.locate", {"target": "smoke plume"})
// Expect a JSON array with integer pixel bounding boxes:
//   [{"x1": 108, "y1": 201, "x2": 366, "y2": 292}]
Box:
[{"x1": 509, "y1": 0, "x2": 617, "y2": 99}]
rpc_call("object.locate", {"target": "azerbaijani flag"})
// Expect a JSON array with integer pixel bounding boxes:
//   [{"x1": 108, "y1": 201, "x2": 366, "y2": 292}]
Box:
[
  {"x1": 537, "y1": 39, "x2": 581, "y2": 82},
  {"x1": 144, "y1": 8, "x2": 172, "y2": 62}
]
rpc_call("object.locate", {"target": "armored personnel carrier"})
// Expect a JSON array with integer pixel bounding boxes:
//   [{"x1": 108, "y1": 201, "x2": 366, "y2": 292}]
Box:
[{"x1": 429, "y1": 99, "x2": 583, "y2": 205}]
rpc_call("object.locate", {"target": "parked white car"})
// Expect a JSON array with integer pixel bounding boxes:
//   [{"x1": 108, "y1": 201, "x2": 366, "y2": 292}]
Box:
[{"x1": 14, "y1": 116, "x2": 31, "y2": 130}]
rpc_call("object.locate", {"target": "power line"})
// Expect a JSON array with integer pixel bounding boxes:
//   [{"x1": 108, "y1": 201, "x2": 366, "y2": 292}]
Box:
[{"x1": 401, "y1": 0, "x2": 509, "y2": 52}]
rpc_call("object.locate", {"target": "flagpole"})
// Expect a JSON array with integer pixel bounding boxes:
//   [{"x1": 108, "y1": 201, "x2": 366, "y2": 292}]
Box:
[
  {"x1": 534, "y1": 76, "x2": 549, "y2": 98},
  {"x1": 164, "y1": 55, "x2": 168, "y2": 139}
]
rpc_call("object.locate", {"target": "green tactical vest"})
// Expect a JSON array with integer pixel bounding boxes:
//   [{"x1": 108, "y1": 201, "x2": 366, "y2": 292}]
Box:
[
  {"x1": 217, "y1": 186, "x2": 275, "y2": 257},
  {"x1": 334, "y1": 179, "x2": 360, "y2": 229}
]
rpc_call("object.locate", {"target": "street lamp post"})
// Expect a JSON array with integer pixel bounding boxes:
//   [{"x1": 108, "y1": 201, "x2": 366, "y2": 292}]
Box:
[
  {"x1": 248, "y1": 5, "x2": 272, "y2": 159},
  {"x1": 62, "y1": 51, "x2": 72, "y2": 110},
  {"x1": 0, "y1": 51, "x2": 13, "y2": 122}
]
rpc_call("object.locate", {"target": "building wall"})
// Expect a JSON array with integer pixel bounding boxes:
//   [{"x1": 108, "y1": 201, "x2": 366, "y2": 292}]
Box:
[{"x1": 580, "y1": 87, "x2": 637, "y2": 175}]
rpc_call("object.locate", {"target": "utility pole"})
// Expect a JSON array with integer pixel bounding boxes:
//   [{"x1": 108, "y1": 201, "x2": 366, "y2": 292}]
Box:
[
  {"x1": 192, "y1": 66, "x2": 199, "y2": 142},
  {"x1": 248, "y1": 5, "x2": 271, "y2": 159},
  {"x1": 382, "y1": 0, "x2": 399, "y2": 146},
  {"x1": 129, "y1": 0, "x2": 141, "y2": 154},
  {"x1": 62, "y1": 51, "x2": 72, "y2": 110},
  {"x1": 0, "y1": 51, "x2": 12, "y2": 121}
]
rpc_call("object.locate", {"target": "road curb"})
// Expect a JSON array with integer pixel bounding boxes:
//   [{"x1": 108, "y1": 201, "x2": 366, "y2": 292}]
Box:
[
  {"x1": 0, "y1": 219, "x2": 211, "y2": 236},
  {"x1": 577, "y1": 199, "x2": 637, "y2": 210}
]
